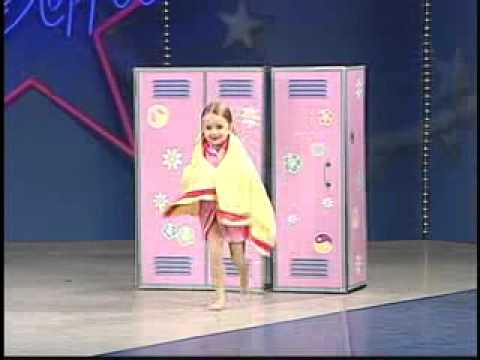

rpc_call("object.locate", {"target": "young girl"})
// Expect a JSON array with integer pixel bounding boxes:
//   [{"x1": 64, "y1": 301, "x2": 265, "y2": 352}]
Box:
[{"x1": 163, "y1": 101, "x2": 276, "y2": 311}]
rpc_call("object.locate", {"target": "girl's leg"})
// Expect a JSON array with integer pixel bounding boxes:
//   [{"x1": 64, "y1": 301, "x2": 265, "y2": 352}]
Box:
[
  {"x1": 208, "y1": 221, "x2": 226, "y2": 310},
  {"x1": 229, "y1": 242, "x2": 249, "y2": 293}
]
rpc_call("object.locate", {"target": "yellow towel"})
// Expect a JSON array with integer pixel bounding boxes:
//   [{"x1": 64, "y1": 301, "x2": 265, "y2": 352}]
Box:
[{"x1": 163, "y1": 133, "x2": 276, "y2": 256}]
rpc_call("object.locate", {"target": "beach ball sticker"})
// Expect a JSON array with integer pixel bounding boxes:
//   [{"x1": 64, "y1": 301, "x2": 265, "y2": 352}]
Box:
[{"x1": 147, "y1": 104, "x2": 170, "y2": 129}]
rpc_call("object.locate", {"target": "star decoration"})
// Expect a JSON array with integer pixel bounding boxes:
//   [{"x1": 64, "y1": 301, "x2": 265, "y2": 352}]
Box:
[
  {"x1": 4, "y1": 1, "x2": 147, "y2": 156},
  {"x1": 218, "y1": 1, "x2": 262, "y2": 48}
]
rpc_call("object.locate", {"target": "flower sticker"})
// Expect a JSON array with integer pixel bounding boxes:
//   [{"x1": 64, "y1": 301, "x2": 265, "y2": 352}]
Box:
[
  {"x1": 322, "y1": 197, "x2": 334, "y2": 208},
  {"x1": 287, "y1": 214, "x2": 300, "y2": 226},
  {"x1": 162, "y1": 222, "x2": 179, "y2": 240},
  {"x1": 311, "y1": 143, "x2": 327, "y2": 157},
  {"x1": 147, "y1": 104, "x2": 170, "y2": 129},
  {"x1": 238, "y1": 106, "x2": 260, "y2": 129},
  {"x1": 318, "y1": 109, "x2": 334, "y2": 127},
  {"x1": 354, "y1": 254, "x2": 365, "y2": 275},
  {"x1": 153, "y1": 192, "x2": 169, "y2": 211},
  {"x1": 355, "y1": 78, "x2": 364, "y2": 99},
  {"x1": 283, "y1": 153, "x2": 303, "y2": 174},
  {"x1": 162, "y1": 148, "x2": 183, "y2": 171},
  {"x1": 177, "y1": 225, "x2": 195, "y2": 247}
]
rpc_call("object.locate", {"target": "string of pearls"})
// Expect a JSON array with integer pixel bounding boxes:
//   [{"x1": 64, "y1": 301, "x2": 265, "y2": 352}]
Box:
[
  {"x1": 422, "y1": 0, "x2": 432, "y2": 239},
  {"x1": 163, "y1": 0, "x2": 171, "y2": 65}
]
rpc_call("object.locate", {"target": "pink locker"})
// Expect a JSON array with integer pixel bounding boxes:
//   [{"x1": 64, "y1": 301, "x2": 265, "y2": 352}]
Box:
[
  {"x1": 272, "y1": 66, "x2": 367, "y2": 293},
  {"x1": 134, "y1": 67, "x2": 268, "y2": 291}
]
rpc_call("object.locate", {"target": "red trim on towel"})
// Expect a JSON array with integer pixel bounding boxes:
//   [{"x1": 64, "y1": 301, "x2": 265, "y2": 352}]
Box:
[
  {"x1": 249, "y1": 231, "x2": 273, "y2": 255},
  {"x1": 164, "y1": 189, "x2": 216, "y2": 217},
  {"x1": 180, "y1": 189, "x2": 216, "y2": 199},
  {"x1": 216, "y1": 209, "x2": 250, "y2": 221}
]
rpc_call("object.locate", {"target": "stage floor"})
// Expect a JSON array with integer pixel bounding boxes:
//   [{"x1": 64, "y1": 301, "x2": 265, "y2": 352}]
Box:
[{"x1": 4, "y1": 240, "x2": 477, "y2": 356}]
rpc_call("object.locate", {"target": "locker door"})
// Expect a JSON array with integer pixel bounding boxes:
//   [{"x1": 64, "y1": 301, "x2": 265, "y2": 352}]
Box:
[
  {"x1": 205, "y1": 69, "x2": 266, "y2": 290},
  {"x1": 136, "y1": 70, "x2": 207, "y2": 288},
  {"x1": 273, "y1": 69, "x2": 344, "y2": 291},
  {"x1": 346, "y1": 68, "x2": 367, "y2": 287}
]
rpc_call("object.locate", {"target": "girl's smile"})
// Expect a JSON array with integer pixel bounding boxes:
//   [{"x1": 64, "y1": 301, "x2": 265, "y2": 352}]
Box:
[{"x1": 202, "y1": 113, "x2": 231, "y2": 146}]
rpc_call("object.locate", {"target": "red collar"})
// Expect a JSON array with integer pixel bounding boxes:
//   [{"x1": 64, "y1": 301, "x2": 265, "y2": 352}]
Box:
[{"x1": 203, "y1": 135, "x2": 229, "y2": 156}]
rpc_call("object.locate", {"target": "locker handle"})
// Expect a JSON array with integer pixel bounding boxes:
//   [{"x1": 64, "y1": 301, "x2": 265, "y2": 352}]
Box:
[{"x1": 324, "y1": 161, "x2": 332, "y2": 188}]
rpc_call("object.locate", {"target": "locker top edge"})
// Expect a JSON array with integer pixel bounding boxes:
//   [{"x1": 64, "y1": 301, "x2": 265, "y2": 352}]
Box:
[
  {"x1": 133, "y1": 66, "x2": 266, "y2": 73},
  {"x1": 271, "y1": 65, "x2": 366, "y2": 72}
]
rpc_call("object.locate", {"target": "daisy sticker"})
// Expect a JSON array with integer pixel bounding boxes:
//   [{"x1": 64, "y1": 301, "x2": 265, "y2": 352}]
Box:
[
  {"x1": 153, "y1": 192, "x2": 169, "y2": 211},
  {"x1": 162, "y1": 148, "x2": 183, "y2": 171}
]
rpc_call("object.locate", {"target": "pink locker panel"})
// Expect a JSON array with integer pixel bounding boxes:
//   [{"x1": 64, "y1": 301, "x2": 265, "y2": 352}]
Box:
[
  {"x1": 205, "y1": 69, "x2": 266, "y2": 291},
  {"x1": 347, "y1": 68, "x2": 367, "y2": 287},
  {"x1": 273, "y1": 68, "x2": 345, "y2": 290},
  {"x1": 135, "y1": 70, "x2": 207, "y2": 288}
]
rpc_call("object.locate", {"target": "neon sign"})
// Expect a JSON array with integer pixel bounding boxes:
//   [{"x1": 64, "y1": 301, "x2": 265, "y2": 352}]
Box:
[{"x1": 4, "y1": 0, "x2": 160, "y2": 37}]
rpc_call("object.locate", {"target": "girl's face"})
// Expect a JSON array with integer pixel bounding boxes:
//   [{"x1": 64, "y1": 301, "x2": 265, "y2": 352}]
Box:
[{"x1": 202, "y1": 113, "x2": 231, "y2": 146}]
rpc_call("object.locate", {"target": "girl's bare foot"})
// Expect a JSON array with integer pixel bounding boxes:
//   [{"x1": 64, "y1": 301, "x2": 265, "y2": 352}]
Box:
[
  {"x1": 208, "y1": 289, "x2": 226, "y2": 311},
  {"x1": 208, "y1": 298, "x2": 226, "y2": 311}
]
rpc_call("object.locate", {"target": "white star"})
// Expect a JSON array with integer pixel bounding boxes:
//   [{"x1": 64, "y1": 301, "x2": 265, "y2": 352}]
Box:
[{"x1": 218, "y1": 1, "x2": 262, "y2": 48}]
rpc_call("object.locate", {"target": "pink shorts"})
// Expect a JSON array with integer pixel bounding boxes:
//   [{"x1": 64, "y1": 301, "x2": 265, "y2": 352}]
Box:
[{"x1": 199, "y1": 201, "x2": 248, "y2": 243}]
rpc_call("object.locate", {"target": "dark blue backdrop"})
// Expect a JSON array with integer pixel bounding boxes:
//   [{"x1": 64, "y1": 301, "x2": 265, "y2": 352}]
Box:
[
  {"x1": 4, "y1": 0, "x2": 476, "y2": 242},
  {"x1": 430, "y1": 0, "x2": 477, "y2": 242}
]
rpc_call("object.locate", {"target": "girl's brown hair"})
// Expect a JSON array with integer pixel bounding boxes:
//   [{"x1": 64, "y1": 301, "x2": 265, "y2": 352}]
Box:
[{"x1": 201, "y1": 101, "x2": 233, "y2": 126}]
